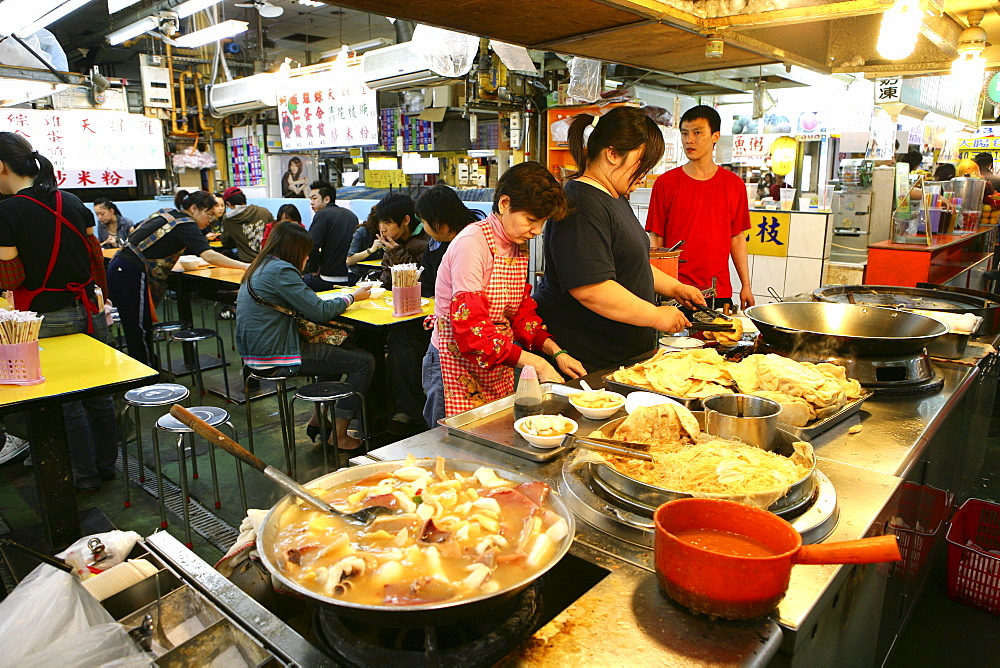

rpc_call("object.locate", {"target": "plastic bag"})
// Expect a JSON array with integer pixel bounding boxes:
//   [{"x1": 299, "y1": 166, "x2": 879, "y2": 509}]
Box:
[
  {"x1": 0, "y1": 33, "x2": 50, "y2": 69},
  {"x1": 409, "y1": 25, "x2": 479, "y2": 78},
  {"x1": 33, "y1": 29, "x2": 69, "y2": 72},
  {"x1": 58, "y1": 530, "x2": 141, "y2": 579},
  {"x1": 567, "y1": 57, "x2": 602, "y2": 103},
  {"x1": 0, "y1": 565, "x2": 145, "y2": 668},
  {"x1": 9, "y1": 622, "x2": 147, "y2": 668}
]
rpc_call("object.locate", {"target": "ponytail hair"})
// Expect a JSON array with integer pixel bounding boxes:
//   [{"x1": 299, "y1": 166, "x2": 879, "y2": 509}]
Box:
[
  {"x1": 567, "y1": 106, "x2": 665, "y2": 187},
  {"x1": 93, "y1": 197, "x2": 122, "y2": 218},
  {"x1": 0, "y1": 131, "x2": 58, "y2": 195},
  {"x1": 174, "y1": 189, "x2": 216, "y2": 212}
]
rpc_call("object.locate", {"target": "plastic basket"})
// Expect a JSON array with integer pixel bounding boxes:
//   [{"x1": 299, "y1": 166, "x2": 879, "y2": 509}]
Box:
[
  {"x1": 0, "y1": 340, "x2": 45, "y2": 386},
  {"x1": 946, "y1": 498, "x2": 1000, "y2": 615},
  {"x1": 391, "y1": 285, "x2": 422, "y2": 317},
  {"x1": 888, "y1": 482, "x2": 950, "y2": 580}
]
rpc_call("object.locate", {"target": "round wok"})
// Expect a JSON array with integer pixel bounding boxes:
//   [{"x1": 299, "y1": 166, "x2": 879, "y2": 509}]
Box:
[
  {"x1": 588, "y1": 413, "x2": 817, "y2": 517},
  {"x1": 653, "y1": 498, "x2": 900, "y2": 619},
  {"x1": 257, "y1": 459, "x2": 576, "y2": 627},
  {"x1": 745, "y1": 302, "x2": 948, "y2": 357}
]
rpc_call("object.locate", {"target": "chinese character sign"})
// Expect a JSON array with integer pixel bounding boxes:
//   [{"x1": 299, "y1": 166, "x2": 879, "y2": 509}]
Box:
[
  {"x1": 732, "y1": 134, "x2": 767, "y2": 161},
  {"x1": 277, "y1": 66, "x2": 378, "y2": 150},
  {"x1": 1, "y1": 109, "x2": 164, "y2": 169},
  {"x1": 53, "y1": 169, "x2": 137, "y2": 189},
  {"x1": 746, "y1": 212, "x2": 790, "y2": 257},
  {"x1": 876, "y1": 78, "x2": 902, "y2": 104}
]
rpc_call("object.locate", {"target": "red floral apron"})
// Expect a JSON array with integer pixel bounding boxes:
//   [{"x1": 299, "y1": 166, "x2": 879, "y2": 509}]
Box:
[
  {"x1": 436, "y1": 219, "x2": 528, "y2": 416},
  {"x1": 11, "y1": 191, "x2": 99, "y2": 332}
]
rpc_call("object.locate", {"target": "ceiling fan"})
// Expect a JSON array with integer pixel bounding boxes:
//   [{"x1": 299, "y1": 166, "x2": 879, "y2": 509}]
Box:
[{"x1": 234, "y1": 0, "x2": 284, "y2": 18}]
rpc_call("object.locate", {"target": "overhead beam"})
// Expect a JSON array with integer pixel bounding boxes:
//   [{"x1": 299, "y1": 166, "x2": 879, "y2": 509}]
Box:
[
  {"x1": 702, "y1": 0, "x2": 892, "y2": 30},
  {"x1": 536, "y1": 19, "x2": 659, "y2": 49},
  {"x1": 722, "y1": 30, "x2": 832, "y2": 73}
]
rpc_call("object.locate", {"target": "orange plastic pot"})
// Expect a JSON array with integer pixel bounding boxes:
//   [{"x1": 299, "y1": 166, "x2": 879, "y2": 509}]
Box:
[{"x1": 653, "y1": 498, "x2": 900, "y2": 620}]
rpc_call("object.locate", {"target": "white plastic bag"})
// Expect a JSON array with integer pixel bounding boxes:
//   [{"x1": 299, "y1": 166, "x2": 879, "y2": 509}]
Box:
[
  {"x1": 58, "y1": 530, "x2": 141, "y2": 579},
  {"x1": 10, "y1": 622, "x2": 147, "y2": 668},
  {"x1": 0, "y1": 33, "x2": 50, "y2": 69},
  {"x1": 0, "y1": 565, "x2": 138, "y2": 668},
  {"x1": 567, "y1": 57, "x2": 602, "y2": 103},
  {"x1": 408, "y1": 25, "x2": 479, "y2": 78}
]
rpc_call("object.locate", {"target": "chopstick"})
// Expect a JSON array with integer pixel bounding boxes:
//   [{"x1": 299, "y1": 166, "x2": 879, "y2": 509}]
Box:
[{"x1": 688, "y1": 322, "x2": 736, "y2": 332}]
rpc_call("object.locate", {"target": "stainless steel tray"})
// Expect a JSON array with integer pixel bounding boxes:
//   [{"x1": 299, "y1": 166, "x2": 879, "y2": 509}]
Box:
[
  {"x1": 441, "y1": 383, "x2": 626, "y2": 462},
  {"x1": 602, "y1": 373, "x2": 872, "y2": 439},
  {"x1": 783, "y1": 390, "x2": 874, "y2": 439},
  {"x1": 601, "y1": 373, "x2": 706, "y2": 409}
]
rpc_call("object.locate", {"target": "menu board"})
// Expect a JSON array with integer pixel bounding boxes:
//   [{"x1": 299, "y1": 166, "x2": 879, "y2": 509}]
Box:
[
  {"x1": 1, "y1": 109, "x2": 164, "y2": 170},
  {"x1": 56, "y1": 169, "x2": 137, "y2": 189},
  {"x1": 277, "y1": 64, "x2": 378, "y2": 150}
]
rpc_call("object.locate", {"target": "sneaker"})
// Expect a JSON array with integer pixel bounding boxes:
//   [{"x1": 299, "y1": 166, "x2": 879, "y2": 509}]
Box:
[{"x1": 0, "y1": 435, "x2": 30, "y2": 465}]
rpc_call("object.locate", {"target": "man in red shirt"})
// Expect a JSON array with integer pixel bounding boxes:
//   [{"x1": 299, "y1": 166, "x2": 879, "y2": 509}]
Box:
[{"x1": 646, "y1": 105, "x2": 754, "y2": 310}]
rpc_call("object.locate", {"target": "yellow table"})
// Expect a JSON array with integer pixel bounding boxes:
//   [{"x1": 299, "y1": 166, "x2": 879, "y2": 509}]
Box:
[
  {"x1": 0, "y1": 334, "x2": 157, "y2": 548},
  {"x1": 102, "y1": 248, "x2": 119, "y2": 260},
  {"x1": 358, "y1": 259, "x2": 383, "y2": 268},
  {"x1": 181, "y1": 266, "x2": 245, "y2": 285},
  {"x1": 318, "y1": 289, "x2": 434, "y2": 326}
]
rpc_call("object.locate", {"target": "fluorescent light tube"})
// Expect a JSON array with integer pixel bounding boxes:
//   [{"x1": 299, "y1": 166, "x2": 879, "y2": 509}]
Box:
[
  {"x1": 107, "y1": 15, "x2": 157, "y2": 45},
  {"x1": 174, "y1": 19, "x2": 247, "y2": 48},
  {"x1": 174, "y1": 0, "x2": 224, "y2": 19},
  {"x1": 15, "y1": 0, "x2": 93, "y2": 37}
]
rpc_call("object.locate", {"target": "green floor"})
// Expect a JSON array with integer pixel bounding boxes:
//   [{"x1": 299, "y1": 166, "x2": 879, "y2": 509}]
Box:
[{"x1": 1, "y1": 310, "x2": 999, "y2": 663}]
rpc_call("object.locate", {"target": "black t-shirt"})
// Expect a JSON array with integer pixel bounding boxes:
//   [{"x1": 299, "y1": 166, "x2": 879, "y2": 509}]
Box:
[
  {"x1": 534, "y1": 180, "x2": 656, "y2": 371},
  {"x1": 420, "y1": 240, "x2": 450, "y2": 298},
  {"x1": 0, "y1": 187, "x2": 95, "y2": 313},
  {"x1": 306, "y1": 205, "x2": 357, "y2": 278},
  {"x1": 118, "y1": 210, "x2": 211, "y2": 268}
]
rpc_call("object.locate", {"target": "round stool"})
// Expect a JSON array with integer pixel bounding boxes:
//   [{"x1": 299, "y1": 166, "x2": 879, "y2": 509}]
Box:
[
  {"x1": 154, "y1": 406, "x2": 243, "y2": 548},
  {"x1": 120, "y1": 383, "x2": 189, "y2": 510},
  {"x1": 244, "y1": 366, "x2": 296, "y2": 478},
  {"x1": 171, "y1": 328, "x2": 231, "y2": 401},
  {"x1": 292, "y1": 381, "x2": 369, "y2": 476},
  {"x1": 150, "y1": 320, "x2": 192, "y2": 381}
]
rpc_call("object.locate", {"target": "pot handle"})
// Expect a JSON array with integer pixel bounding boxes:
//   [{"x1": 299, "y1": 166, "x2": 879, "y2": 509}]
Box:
[
  {"x1": 169, "y1": 404, "x2": 267, "y2": 473},
  {"x1": 795, "y1": 535, "x2": 901, "y2": 565}
]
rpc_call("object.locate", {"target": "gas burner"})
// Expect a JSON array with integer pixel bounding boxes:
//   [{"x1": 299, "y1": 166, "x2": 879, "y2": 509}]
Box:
[
  {"x1": 559, "y1": 453, "x2": 839, "y2": 547},
  {"x1": 313, "y1": 585, "x2": 542, "y2": 667},
  {"x1": 751, "y1": 338, "x2": 939, "y2": 390}
]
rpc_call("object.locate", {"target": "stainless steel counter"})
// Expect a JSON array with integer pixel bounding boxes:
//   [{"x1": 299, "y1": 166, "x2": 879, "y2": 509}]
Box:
[{"x1": 357, "y1": 350, "x2": 994, "y2": 666}]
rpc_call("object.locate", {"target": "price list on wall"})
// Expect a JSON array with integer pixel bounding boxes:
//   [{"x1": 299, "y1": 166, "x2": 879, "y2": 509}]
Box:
[{"x1": 228, "y1": 128, "x2": 264, "y2": 187}]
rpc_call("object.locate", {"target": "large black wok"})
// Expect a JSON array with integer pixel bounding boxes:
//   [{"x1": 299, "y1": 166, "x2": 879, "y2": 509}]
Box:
[
  {"x1": 745, "y1": 302, "x2": 948, "y2": 357},
  {"x1": 256, "y1": 459, "x2": 576, "y2": 627}
]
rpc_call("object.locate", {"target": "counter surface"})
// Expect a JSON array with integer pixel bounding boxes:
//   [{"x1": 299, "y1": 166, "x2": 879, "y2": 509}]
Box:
[{"x1": 358, "y1": 352, "x2": 986, "y2": 664}]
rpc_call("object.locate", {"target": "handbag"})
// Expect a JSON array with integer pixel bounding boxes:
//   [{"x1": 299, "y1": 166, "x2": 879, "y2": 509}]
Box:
[{"x1": 246, "y1": 276, "x2": 356, "y2": 347}]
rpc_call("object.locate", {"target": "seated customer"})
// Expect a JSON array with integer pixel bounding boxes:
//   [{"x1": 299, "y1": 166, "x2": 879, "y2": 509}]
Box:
[
  {"x1": 261, "y1": 204, "x2": 304, "y2": 246},
  {"x1": 236, "y1": 222, "x2": 374, "y2": 451},
  {"x1": 93, "y1": 197, "x2": 134, "y2": 248},
  {"x1": 220, "y1": 187, "x2": 272, "y2": 262},
  {"x1": 375, "y1": 192, "x2": 430, "y2": 288},
  {"x1": 345, "y1": 210, "x2": 384, "y2": 285},
  {"x1": 304, "y1": 180, "x2": 357, "y2": 291},
  {"x1": 416, "y1": 184, "x2": 483, "y2": 299}
]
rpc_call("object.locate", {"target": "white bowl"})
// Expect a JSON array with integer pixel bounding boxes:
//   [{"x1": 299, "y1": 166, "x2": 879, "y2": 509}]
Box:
[
  {"x1": 569, "y1": 390, "x2": 626, "y2": 420},
  {"x1": 368, "y1": 287, "x2": 386, "y2": 298},
  {"x1": 660, "y1": 336, "x2": 704, "y2": 349},
  {"x1": 514, "y1": 415, "x2": 577, "y2": 449},
  {"x1": 179, "y1": 260, "x2": 201, "y2": 271}
]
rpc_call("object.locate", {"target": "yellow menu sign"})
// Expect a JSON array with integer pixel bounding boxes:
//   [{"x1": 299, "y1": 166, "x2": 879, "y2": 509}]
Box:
[
  {"x1": 365, "y1": 169, "x2": 407, "y2": 188},
  {"x1": 746, "y1": 211, "x2": 790, "y2": 257}
]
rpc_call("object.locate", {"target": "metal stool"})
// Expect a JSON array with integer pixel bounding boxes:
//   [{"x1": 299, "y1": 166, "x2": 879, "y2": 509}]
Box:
[
  {"x1": 244, "y1": 366, "x2": 296, "y2": 477},
  {"x1": 120, "y1": 383, "x2": 189, "y2": 509},
  {"x1": 292, "y1": 381, "x2": 369, "y2": 475},
  {"x1": 170, "y1": 328, "x2": 230, "y2": 400},
  {"x1": 154, "y1": 406, "x2": 244, "y2": 548},
  {"x1": 150, "y1": 320, "x2": 192, "y2": 381}
]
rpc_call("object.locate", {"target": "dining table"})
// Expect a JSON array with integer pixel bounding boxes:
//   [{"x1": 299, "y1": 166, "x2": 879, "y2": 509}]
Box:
[{"x1": 0, "y1": 334, "x2": 157, "y2": 548}]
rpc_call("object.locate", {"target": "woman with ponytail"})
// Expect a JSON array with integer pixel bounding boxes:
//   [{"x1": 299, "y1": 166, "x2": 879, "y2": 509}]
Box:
[
  {"x1": 0, "y1": 132, "x2": 118, "y2": 492},
  {"x1": 107, "y1": 189, "x2": 249, "y2": 365},
  {"x1": 533, "y1": 106, "x2": 707, "y2": 372}
]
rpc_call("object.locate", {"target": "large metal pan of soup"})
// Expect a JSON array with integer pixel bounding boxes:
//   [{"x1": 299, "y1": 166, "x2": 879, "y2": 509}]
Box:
[{"x1": 258, "y1": 456, "x2": 576, "y2": 626}]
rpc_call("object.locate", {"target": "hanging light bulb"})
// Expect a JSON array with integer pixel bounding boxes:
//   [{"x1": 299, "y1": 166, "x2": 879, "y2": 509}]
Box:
[
  {"x1": 876, "y1": 0, "x2": 923, "y2": 61},
  {"x1": 950, "y1": 11, "x2": 988, "y2": 92}
]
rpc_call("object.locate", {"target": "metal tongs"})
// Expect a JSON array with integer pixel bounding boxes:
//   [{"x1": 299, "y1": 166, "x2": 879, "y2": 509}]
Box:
[
  {"x1": 693, "y1": 303, "x2": 732, "y2": 321},
  {"x1": 564, "y1": 433, "x2": 653, "y2": 461}
]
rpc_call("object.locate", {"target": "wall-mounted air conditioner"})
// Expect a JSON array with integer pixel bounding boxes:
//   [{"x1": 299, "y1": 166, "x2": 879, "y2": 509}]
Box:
[
  {"x1": 208, "y1": 72, "x2": 279, "y2": 116},
  {"x1": 362, "y1": 42, "x2": 454, "y2": 91}
]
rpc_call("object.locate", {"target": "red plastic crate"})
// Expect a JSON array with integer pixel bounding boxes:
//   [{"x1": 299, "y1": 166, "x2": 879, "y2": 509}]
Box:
[
  {"x1": 946, "y1": 498, "x2": 1000, "y2": 615},
  {"x1": 889, "y1": 482, "x2": 951, "y2": 580}
]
